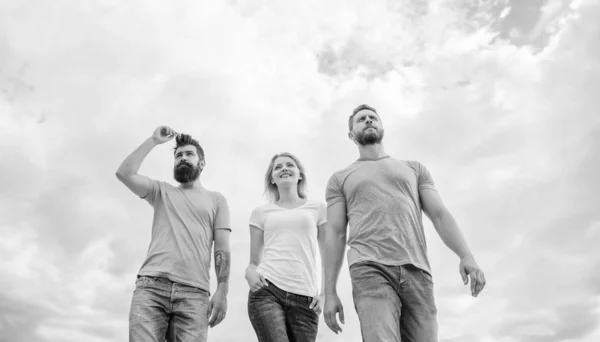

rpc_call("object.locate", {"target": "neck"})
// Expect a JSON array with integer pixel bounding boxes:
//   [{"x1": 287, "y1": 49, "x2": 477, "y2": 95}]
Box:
[
  {"x1": 357, "y1": 142, "x2": 387, "y2": 160},
  {"x1": 179, "y1": 179, "x2": 201, "y2": 189},
  {"x1": 277, "y1": 186, "x2": 301, "y2": 204}
]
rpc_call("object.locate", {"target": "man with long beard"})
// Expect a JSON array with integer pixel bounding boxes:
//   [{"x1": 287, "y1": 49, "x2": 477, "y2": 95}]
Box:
[
  {"x1": 322, "y1": 105, "x2": 486, "y2": 342},
  {"x1": 116, "y1": 126, "x2": 231, "y2": 342}
]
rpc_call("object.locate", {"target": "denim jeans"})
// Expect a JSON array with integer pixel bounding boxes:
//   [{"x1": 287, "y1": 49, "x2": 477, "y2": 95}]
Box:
[
  {"x1": 247, "y1": 280, "x2": 319, "y2": 342},
  {"x1": 350, "y1": 261, "x2": 438, "y2": 342},
  {"x1": 129, "y1": 276, "x2": 210, "y2": 342}
]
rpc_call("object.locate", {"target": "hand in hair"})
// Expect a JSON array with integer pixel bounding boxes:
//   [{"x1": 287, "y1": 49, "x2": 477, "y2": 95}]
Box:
[{"x1": 152, "y1": 126, "x2": 178, "y2": 144}]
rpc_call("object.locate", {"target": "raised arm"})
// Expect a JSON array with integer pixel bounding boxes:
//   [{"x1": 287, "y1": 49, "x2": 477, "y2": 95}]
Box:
[
  {"x1": 420, "y1": 189, "x2": 486, "y2": 297},
  {"x1": 323, "y1": 201, "x2": 348, "y2": 334},
  {"x1": 115, "y1": 126, "x2": 176, "y2": 197}
]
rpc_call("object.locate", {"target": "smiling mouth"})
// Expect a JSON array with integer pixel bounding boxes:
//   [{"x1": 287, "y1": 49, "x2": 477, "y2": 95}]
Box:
[{"x1": 280, "y1": 173, "x2": 292, "y2": 178}]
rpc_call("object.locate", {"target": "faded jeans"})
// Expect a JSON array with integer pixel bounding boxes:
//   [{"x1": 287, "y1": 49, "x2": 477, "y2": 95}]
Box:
[
  {"x1": 129, "y1": 276, "x2": 210, "y2": 342},
  {"x1": 247, "y1": 279, "x2": 319, "y2": 342},
  {"x1": 350, "y1": 261, "x2": 438, "y2": 342}
]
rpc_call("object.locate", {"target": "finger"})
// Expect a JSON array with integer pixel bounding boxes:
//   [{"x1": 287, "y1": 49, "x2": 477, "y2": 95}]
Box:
[
  {"x1": 207, "y1": 301, "x2": 213, "y2": 319},
  {"x1": 324, "y1": 313, "x2": 339, "y2": 333},
  {"x1": 475, "y1": 272, "x2": 486, "y2": 295},
  {"x1": 339, "y1": 307, "x2": 345, "y2": 325},
  {"x1": 470, "y1": 274, "x2": 478, "y2": 296},
  {"x1": 260, "y1": 276, "x2": 269, "y2": 287},
  {"x1": 208, "y1": 311, "x2": 217, "y2": 327},
  {"x1": 309, "y1": 297, "x2": 318, "y2": 310},
  {"x1": 215, "y1": 311, "x2": 226, "y2": 326},
  {"x1": 460, "y1": 267, "x2": 468, "y2": 285}
]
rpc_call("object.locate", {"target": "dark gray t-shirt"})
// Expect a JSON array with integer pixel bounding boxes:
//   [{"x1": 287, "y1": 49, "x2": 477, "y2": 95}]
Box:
[
  {"x1": 138, "y1": 180, "x2": 230, "y2": 291},
  {"x1": 325, "y1": 156, "x2": 436, "y2": 273}
]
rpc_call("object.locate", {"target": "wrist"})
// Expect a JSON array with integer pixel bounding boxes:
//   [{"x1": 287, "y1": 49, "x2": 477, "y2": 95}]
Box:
[
  {"x1": 216, "y1": 282, "x2": 229, "y2": 293},
  {"x1": 460, "y1": 253, "x2": 474, "y2": 260},
  {"x1": 148, "y1": 136, "x2": 161, "y2": 145}
]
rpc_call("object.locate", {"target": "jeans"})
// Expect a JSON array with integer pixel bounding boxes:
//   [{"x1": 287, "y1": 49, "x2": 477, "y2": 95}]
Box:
[
  {"x1": 129, "y1": 276, "x2": 210, "y2": 342},
  {"x1": 247, "y1": 280, "x2": 319, "y2": 342},
  {"x1": 350, "y1": 261, "x2": 438, "y2": 342}
]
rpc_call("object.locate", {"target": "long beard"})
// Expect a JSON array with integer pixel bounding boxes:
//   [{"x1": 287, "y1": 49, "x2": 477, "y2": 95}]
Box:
[
  {"x1": 356, "y1": 128, "x2": 384, "y2": 145},
  {"x1": 174, "y1": 162, "x2": 201, "y2": 183}
]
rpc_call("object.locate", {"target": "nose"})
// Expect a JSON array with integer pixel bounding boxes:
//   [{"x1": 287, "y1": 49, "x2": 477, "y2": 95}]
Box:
[{"x1": 366, "y1": 118, "x2": 373, "y2": 125}]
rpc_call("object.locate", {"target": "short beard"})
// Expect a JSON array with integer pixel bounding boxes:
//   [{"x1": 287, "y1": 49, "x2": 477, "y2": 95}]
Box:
[
  {"x1": 356, "y1": 128, "x2": 384, "y2": 145},
  {"x1": 174, "y1": 161, "x2": 201, "y2": 184}
]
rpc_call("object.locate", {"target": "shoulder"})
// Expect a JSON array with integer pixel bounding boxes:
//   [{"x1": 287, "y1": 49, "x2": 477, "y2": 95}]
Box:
[
  {"x1": 251, "y1": 202, "x2": 272, "y2": 215},
  {"x1": 305, "y1": 199, "x2": 326, "y2": 209},
  {"x1": 328, "y1": 161, "x2": 360, "y2": 183}
]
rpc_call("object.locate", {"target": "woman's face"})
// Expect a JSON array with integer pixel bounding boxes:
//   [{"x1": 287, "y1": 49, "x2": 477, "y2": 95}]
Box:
[{"x1": 271, "y1": 156, "x2": 302, "y2": 189}]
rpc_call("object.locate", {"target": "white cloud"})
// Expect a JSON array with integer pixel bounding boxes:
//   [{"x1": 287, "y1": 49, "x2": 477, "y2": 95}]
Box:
[{"x1": 1, "y1": 0, "x2": 599, "y2": 341}]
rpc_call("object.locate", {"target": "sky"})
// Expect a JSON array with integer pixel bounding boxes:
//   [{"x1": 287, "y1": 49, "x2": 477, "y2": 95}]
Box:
[{"x1": 1, "y1": 0, "x2": 599, "y2": 341}]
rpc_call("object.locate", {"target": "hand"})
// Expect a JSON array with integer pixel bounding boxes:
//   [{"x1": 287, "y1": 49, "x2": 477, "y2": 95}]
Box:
[
  {"x1": 245, "y1": 266, "x2": 269, "y2": 292},
  {"x1": 152, "y1": 126, "x2": 177, "y2": 144},
  {"x1": 459, "y1": 254, "x2": 486, "y2": 297},
  {"x1": 207, "y1": 287, "x2": 227, "y2": 328},
  {"x1": 323, "y1": 292, "x2": 345, "y2": 334},
  {"x1": 309, "y1": 293, "x2": 324, "y2": 315}
]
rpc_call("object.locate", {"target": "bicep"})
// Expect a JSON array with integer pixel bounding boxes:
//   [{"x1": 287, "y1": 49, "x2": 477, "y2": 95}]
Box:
[
  {"x1": 327, "y1": 202, "x2": 348, "y2": 236},
  {"x1": 116, "y1": 173, "x2": 152, "y2": 198},
  {"x1": 420, "y1": 189, "x2": 448, "y2": 221},
  {"x1": 213, "y1": 229, "x2": 231, "y2": 251},
  {"x1": 249, "y1": 225, "x2": 264, "y2": 264}
]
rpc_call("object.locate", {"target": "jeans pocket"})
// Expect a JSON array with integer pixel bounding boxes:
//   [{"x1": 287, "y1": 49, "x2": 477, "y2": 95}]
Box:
[
  {"x1": 250, "y1": 285, "x2": 267, "y2": 294},
  {"x1": 419, "y1": 269, "x2": 433, "y2": 283},
  {"x1": 135, "y1": 276, "x2": 154, "y2": 289}
]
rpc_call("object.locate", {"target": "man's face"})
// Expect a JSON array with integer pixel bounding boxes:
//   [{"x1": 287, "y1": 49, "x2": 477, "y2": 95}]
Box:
[
  {"x1": 173, "y1": 145, "x2": 203, "y2": 183},
  {"x1": 349, "y1": 109, "x2": 384, "y2": 145}
]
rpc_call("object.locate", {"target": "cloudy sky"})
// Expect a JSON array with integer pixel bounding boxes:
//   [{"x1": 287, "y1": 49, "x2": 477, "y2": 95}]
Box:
[{"x1": 1, "y1": 0, "x2": 599, "y2": 341}]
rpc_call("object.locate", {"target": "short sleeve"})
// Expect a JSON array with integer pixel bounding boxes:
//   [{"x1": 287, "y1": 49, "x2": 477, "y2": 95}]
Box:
[
  {"x1": 214, "y1": 193, "x2": 231, "y2": 231},
  {"x1": 325, "y1": 173, "x2": 345, "y2": 208},
  {"x1": 141, "y1": 179, "x2": 161, "y2": 205},
  {"x1": 316, "y1": 202, "x2": 327, "y2": 226},
  {"x1": 249, "y1": 206, "x2": 264, "y2": 230},
  {"x1": 415, "y1": 161, "x2": 436, "y2": 192}
]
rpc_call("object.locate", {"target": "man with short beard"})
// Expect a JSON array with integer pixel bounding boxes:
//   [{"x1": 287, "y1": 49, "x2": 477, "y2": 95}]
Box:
[
  {"x1": 116, "y1": 126, "x2": 231, "y2": 342},
  {"x1": 322, "y1": 105, "x2": 486, "y2": 342}
]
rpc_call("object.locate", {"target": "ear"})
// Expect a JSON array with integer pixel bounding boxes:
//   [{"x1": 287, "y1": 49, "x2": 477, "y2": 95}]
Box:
[
  {"x1": 199, "y1": 160, "x2": 206, "y2": 169},
  {"x1": 347, "y1": 131, "x2": 354, "y2": 141}
]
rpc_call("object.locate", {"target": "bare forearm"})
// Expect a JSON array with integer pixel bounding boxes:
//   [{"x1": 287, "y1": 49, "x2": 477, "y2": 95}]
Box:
[
  {"x1": 433, "y1": 212, "x2": 472, "y2": 259},
  {"x1": 116, "y1": 137, "x2": 158, "y2": 176},
  {"x1": 318, "y1": 237, "x2": 326, "y2": 294},
  {"x1": 324, "y1": 230, "x2": 346, "y2": 295},
  {"x1": 214, "y1": 249, "x2": 231, "y2": 293}
]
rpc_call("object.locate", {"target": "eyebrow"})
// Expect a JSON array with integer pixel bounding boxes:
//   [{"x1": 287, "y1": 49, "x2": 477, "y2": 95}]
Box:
[{"x1": 176, "y1": 150, "x2": 195, "y2": 155}]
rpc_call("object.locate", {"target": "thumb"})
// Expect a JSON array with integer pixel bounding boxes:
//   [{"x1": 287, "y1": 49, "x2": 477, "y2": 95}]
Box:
[
  {"x1": 260, "y1": 275, "x2": 269, "y2": 286},
  {"x1": 207, "y1": 299, "x2": 213, "y2": 318},
  {"x1": 339, "y1": 307, "x2": 345, "y2": 324},
  {"x1": 460, "y1": 266, "x2": 468, "y2": 285}
]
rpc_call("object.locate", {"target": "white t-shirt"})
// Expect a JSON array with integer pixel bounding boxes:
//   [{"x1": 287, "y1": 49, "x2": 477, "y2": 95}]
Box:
[{"x1": 249, "y1": 199, "x2": 327, "y2": 297}]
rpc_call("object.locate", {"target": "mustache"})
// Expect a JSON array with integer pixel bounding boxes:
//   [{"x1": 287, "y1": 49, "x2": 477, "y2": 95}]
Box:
[{"x1": 177, "y1": 161, "x2": 194, "y2": 168}]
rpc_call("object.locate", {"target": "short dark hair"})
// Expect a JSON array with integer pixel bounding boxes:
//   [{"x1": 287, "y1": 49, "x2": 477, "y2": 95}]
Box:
[
  {"x1": 173, "y1": 133, "x2": 205, "y2": 161},
  {"x1": 349, "y1": 104, "x2": 378, "y2": 131}
]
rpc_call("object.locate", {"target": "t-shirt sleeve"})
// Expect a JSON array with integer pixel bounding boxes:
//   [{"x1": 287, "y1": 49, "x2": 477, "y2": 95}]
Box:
[
  {"x1": 316, "y1": 201, "x2": 327, "y2": 226},
  {"x1": 325, "y1": 173, "x2": 345, "y2": 208},
  {"x1": 141, "y1": 179, "x2": 161, "y2": 205},
  {"x1": 415, "y1": 161, "x2": 437, "y2": 192},
  {"x1": 214, "y1": 193, "x2": 231, "y2": 231},
  {"x1": 249, "y1": 206, "x2": 264, "y2": 230}
]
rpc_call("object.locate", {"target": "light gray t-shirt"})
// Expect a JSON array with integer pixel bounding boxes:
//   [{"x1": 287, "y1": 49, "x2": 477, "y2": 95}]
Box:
[
  {"x1": 138, "y1": 180, "x2": 230, "y2": 291},
  {"x1": 325, "y1": 156, "x2": 436, "y2": 274}
]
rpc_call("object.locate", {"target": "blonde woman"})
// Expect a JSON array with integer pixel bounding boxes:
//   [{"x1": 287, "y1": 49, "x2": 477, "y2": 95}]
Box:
[{"x1": 246, "y1": 152, "x2": 326, "y2": 342}]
